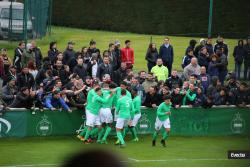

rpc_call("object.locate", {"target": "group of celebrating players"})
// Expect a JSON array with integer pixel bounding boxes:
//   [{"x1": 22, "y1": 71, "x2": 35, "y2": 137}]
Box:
[{"x1": 77, "y1": 81, "x2": 171, "y2": 148}]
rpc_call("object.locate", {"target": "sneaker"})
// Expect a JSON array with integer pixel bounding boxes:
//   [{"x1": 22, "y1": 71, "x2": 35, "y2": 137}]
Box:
[
  {"x1": 160, "y1": 139, "x2": 166, "y2": 147},
  {"x1": 120, "y1": 144, "x2": 126, "y2": 148},
  {"x1": 132, "y1": 137, "x2": 139, "y2": 142},
  {"x1": 115, "y1": 139, "x2": 120, "y2": 145},
  {"x1": 152, "y1": 140, "x2": 156, "y2": 146},
  {"x1": 77, "y1": 135, "x2": 85, "y2": 141}
]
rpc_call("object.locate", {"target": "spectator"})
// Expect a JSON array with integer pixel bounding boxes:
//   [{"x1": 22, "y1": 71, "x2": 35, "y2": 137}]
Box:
[
  {"x1": 52, "y1": 60, "x2": 70, "y2": 85},
  {"x1": 108, "y1": 43, "x2": 119, "y2": 71},
  {"x1": 35, "y1": 61, "x2": 53, "y2": 85},
  {"x1": 2, "y1": 78, "x2": 17, "y2": 105},
  {"x1": 0, "y1": 55, "x2": 4, "y2": 80},
  {"x1": 138, "y1": 71, "x2": 147, "y2": 84},
  {"x1": 22, "y1": 43, "x2": 35, "y2": 67},
  {"x1": 165, "y1": 69, "x2": 183, "y2": 90},
  {"x1": 1, "y1": 48, "x2": 11, "y2": 76},
  {"x1": 183, "y1": 57, "x2": 201, "y2": 80},
  {"x1": 131, "y1": 77, "x2": 146, "y2": 103},
  {"x1": 198, "y1": 47, "x2": 210, "y2": 70},
  {"x1": 44, "y1": 89, "x2": 71, "y2": 112},
  {"x1": 216, "y1": 48, "x2": 228, "y2": 85},
  {"x1": 235, "y1": 82, "x2": 248, "y2": 107},
  {"x1": 63, "y1": 41, "x2": 77, "y2": 72},
  {"x1": 145, "y1": 43, "x2": 158, "y2": 72},
  {"x1": 198, "y1": 66, "x2": 210, "y2": 93},
  {"x1": 243, "y1": 37, "x2": 250, "y2": 80},
  {"x1": 159, "y1": 37, "x2": 174, "y2": 76},
  {"x1": 27, "y1": 61, "x2": 38, "y2": 79},
  {"x1": 185, "y1": 39, "x2": 197, "y2": 55},
  {"x1": 194, "y1": 38, "x2": 206, "y2": 57},
  {"x1": 73, "y1": 58, "x2": 87, "y2": 81},
  {"x1": 142, "y1": 72, "x2": 157, "y2": 93},
  {"x1": 3, "y1": 65, "x2": 17, "y2": 86},
  {"x1": 114, "y1": 40, "x2": 121, "y2": 69},
  {"x1": 87, "y1": 40, "x2": 101, "y2": 60},
  {"x1": 194, "y1": 87, "x2": 207, "y2": 107},
  {"x1": 97, "y1": 53, "x2": 113, "y2": 81},
  {"x1": 151, "y1": 58, "x2": 168, "y2": 81},
  {"x1": 143, "y1": 86, "x2": 159, "y2": 108},
  {"x1": 208, "y1": 54, "x2": 219, "y2": 78},
  {"x1": 13, "y1": 41, "x2": 25, "y2": 72},
  {"x1": 113, "y1": 62, "x2": 128, "y2": 85},
  {"x1": 48, "y1": 41, "x2": 58, "y2": 64},
  {"x1": 121, "y1": 40, "x2": 134, "y2": 69},
  {"x1": 9, "y1": 87, "x2": 35, "y2": 109},
  {"x1": 16, "y1": 67, "x2": 35, "y2": 90},
  {"x1": 182, "y1": 83, "x2": 197, "y2": 106},
  {"x1": 233, "y1": 40, "x2": 244, "y2": 79},
  {"x1": 87, "y1": 53, "x2": 99, "y2": 79},
  {"x1": 77, "y1": 47, "x2": 91, "y2": 68},
  {"x1": 207, "y1": 76, "x2": 219, "y2": 101},
  {"x1": 171, "y1": 87, "x2": 184, "y2": 108},
  {"x1": 205, "y1": 37, "x2": 214, "y2": 56},
  {"x1": 182, "y1": 48, "x2": 194, "y2": 69},
  {"x1": 214, "y1": 88, "x2": 227, "y2": 105},
  {"x1": 157, "y1": 86, "x2": 170, "y2": 105},
  {"x1": 214, "y1": 36, "x2": 229, "y2": 57},
  {"x1": 30, "y1": 40, "x2": 43, "y2": 69}
]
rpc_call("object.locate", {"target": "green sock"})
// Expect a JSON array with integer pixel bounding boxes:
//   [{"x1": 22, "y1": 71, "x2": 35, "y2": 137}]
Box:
[
  {"x1": 131, "y1": 127, "x2": 138, "y2": 139},
  {"x1": 79, "y1": 126, "x2": 87, "y2": 137},
  {"x1": 90, "y1": 127, "x2": 99, "y2": 138},
  {"x1": 102, "y1": 126, "x2": 112, "y2": 141},
  {"x1": 152, "y1": 131, "x2": 158, "y2": 140},
  {"x1": 97, "y1": 128, "x2": 105, "y2": 141},
  {"x1": 123, "y1": 127, "x2": 129, "y2": 138},
  {"x1": 117, "y1": 131, "x2": 125, "y2": 145},
  {"x1": 162, "y1": 130, "x2": 168, "y2": 140},
  {"x1": 84, "y1": 128, "x2": 91, "y2": 140}
]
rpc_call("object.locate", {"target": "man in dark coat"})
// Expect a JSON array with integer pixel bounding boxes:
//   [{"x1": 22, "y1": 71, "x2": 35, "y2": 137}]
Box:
[
  {"x1": 243, "y1": 37, "x2": 250, "y2": 80},
  {"x1": 73, "y1": 58, "x2": 87, "y2": 81},
  {"x1": 96, "y1": 54, "x2": 113, "y2": 81},
  {"x1": 159, "y1": 37, "x2": 174, "y2": 77},
  {"x1": 16, "y1": 67, "x2": 35, "y2": 90},
  {"x1": 63, "y1": 41, "x2": 77, "y2": 72}
]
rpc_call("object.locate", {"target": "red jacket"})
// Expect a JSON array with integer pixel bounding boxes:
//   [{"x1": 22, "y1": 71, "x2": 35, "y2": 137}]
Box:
[{"x1": 121, "y1": 47, "x2": 134, "y2": 64}]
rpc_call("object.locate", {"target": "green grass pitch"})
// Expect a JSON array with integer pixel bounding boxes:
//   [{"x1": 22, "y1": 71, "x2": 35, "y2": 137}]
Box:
[
  {"x1": 0, "y1": 26, "x2": 238, "y2": 72},
  {"x1": 0, "y1": 135, "x2": 249, "y2": 167}
]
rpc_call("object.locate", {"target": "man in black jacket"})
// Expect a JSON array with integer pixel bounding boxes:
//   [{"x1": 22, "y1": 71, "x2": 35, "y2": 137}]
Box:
[
  {"x1": 13, "y1": 41, "x2": 25, "y2": 73},
  {"x1": 165, "y1": 69, "x2": 182, "y2": 90},
  {"x1": 52, "y1": 60, "x2": 70, "y2": 85},
  {"x1": 9, "y1": 87, "x2": 35, "y2": 108},
  {"x1": 96, "y1": 54, "x2": 113, "y2": 81},
  {"x1": 108, "y1": 43, "x2": 120, "y2": 71},
  {"x1": 113, "y1": 62, "x2": 128, "y2": 85},
  {"x1": 214, "y1": 36, "x2": 229, "y2": 57},
  {"x1": 16, "y1": 67, "x2": 35, "y2": 90},
  {"x1": 243, "y1": 37, "x2": 250, "y2": 80},
  {"x1": 73, "y1": 58, "x2": 87, "y2": 81},
  {"x1": 63, "y1": 41, "x2": 77, "y2": 72}
]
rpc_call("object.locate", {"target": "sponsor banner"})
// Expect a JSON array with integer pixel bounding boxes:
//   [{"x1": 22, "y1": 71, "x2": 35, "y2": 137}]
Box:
[{"x1": 0, "y1": 107, "x2": 249, "y2": 138}]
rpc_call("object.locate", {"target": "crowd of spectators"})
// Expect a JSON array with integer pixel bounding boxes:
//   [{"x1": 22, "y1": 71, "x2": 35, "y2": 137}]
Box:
[{"x1": 0, "y1": 36, "x2": 250, "y2": 114}]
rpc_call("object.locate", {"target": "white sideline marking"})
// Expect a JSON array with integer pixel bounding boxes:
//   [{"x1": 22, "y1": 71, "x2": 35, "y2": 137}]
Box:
[{"x1": 127, "y1": 158, "x2": 229, "y2": 162}]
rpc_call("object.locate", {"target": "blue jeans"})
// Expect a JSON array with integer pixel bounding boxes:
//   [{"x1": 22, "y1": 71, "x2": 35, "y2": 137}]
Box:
[{"x1": 235, "y1": 63, "x2": 242, "y2": 79}]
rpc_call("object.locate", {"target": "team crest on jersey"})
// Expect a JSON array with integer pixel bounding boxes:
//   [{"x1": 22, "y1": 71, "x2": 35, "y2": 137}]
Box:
[{"x1": 36, "y1": 115, "x2": 52, "y2": 136}]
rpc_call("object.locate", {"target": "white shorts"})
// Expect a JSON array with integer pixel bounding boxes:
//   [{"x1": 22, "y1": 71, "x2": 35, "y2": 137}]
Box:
[
  {"x1": 155, "y1": 117, "x2": 170, "y2": 130},
  {"x1": 114, "y1": 110, "x2": 118, "y2": 122},
  {"x1": 100, "y1": 108, "x2": 113, "y2": 124},
  {"x1": 116, "y1": 118, "x2": 129, "y2": 129},
  {"x1": 86, "y1": 110, "x2": 101, "y2": 127},
  {"x1": 131, "y1": 113, "x2": 141, "y2": 127}
]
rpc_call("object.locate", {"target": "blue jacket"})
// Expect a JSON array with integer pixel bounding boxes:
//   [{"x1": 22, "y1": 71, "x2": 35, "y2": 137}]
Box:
[
  {"x1": 208, "y1": 61, "x2": 219, "y2": 77},
  {"x1": 198, "y1": 74, "x2": 210, "y2": 93},
  {"x1": 159, "y1": 44, "x2": 174, "y2": 64},
  {"x1": 182, "y1": 55, "x2": 193, "y2": 69},
  {"x1": 45, "y1": 94, "x2": 70, "y2": 111}
]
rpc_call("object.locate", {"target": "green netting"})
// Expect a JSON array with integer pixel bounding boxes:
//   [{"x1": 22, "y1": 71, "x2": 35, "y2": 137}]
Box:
[{"x1": 0, "y1": 0, "x2": 52, "y2": 41}]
